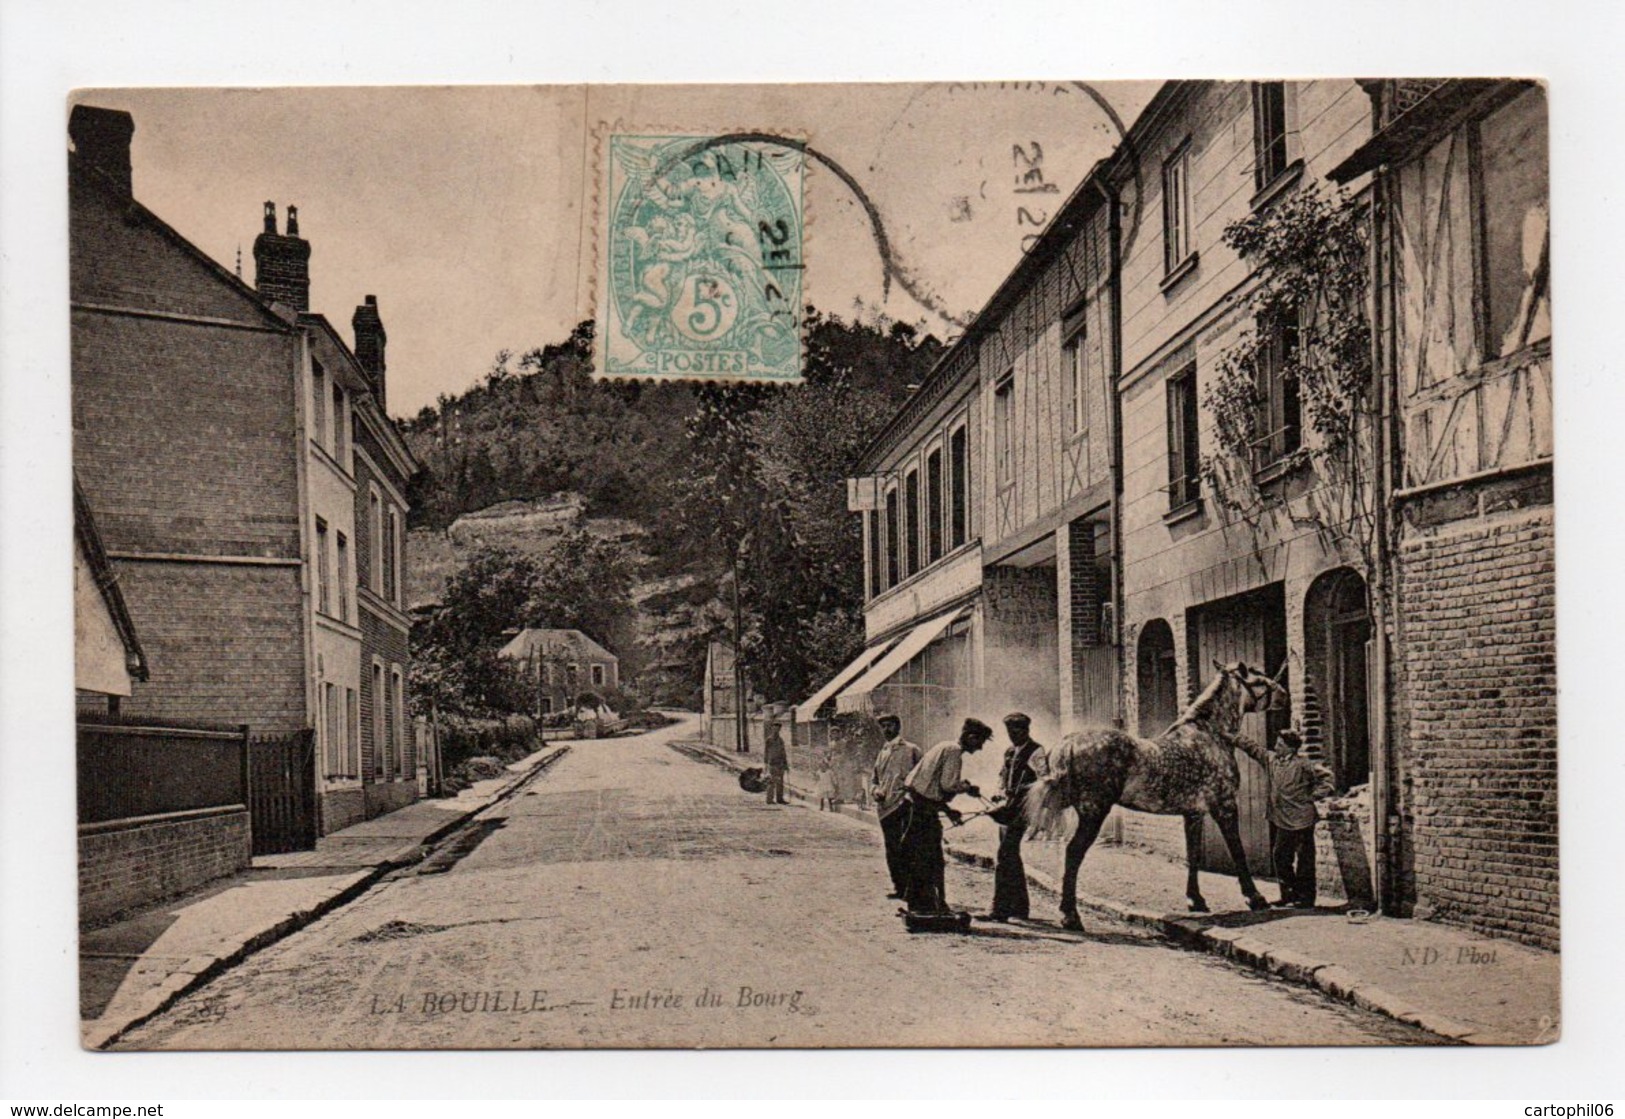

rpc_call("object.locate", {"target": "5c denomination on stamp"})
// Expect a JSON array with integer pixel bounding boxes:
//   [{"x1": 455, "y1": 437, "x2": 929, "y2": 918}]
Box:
[{"x1": 596, "y1": 132, "x2": 806, "y2": 382}]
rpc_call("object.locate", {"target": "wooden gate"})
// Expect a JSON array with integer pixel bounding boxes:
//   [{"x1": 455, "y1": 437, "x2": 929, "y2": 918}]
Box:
[
  {"x1": 249, "y1": 728, "x2": 317, "y2": 855},
  {"x1": 1188, "y1": 585, "x2": 1288, "y2": 876}
]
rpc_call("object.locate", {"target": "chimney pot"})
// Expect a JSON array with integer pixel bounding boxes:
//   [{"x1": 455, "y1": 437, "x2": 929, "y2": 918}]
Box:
[{"x1": 252, "y1": 201, "x2": 311, "y2": 313}]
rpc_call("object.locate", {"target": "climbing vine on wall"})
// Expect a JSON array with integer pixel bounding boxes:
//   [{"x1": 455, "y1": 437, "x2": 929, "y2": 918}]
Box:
[{"x1": 1202, "y1": 182, "x2": 1372, "y2": 555}]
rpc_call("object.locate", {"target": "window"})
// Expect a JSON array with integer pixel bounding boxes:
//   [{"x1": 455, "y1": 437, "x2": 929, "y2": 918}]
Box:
[
  {"x1": 904, "y1": 468, "x2": 921, "y2": 578},
  {"x1": 1253, "y1": 82, "x2": 1290, "y2": 189},
  {"x1": 372, "y1": 661, "x2": 385, "y2": 777},
  {"x1": 567, "y1": 663, "x2": 579, "y2": 690},
  {"x1": 314, "y1": 517, "x2": 331, "y2": 615},
  {"x1": 592, "y1": 664, "x2": 605, "y2": 687},
  {"x1": 949, "y1": 424, "x2": 968, "y2": 548},
  {"x1": 925, "y1": 448, "x2": 944, "y2": 564},
  {"x1": 1162, "y1": 144, "x2": 1193, "y2": 274},
  {"x1": 1166, "y1": 364, "x2": 1201, "y2": 509},
  {"x1": 332, "y1": 383, "x2": 347, "y2": 463},
  {"x1": 884, "y1": 485, "x2": 900, "y2": 588},
  {"x1": 324, "y1": 682, "x2": 341, "y2": 778},
  {"x1": 391, "y1": 666, "x2": 407, "y2": 776},
  {"x1": 311, "y1": 360, "x2": 327, "y2": 450},
  {"x1": 1476, "y1": 88, "x2": 1550, "y2": 360},
  {"x1": 336, "y1": 531, "x2": 349, "y2": 623},
  {"x1": 867, "y1": 509, "x2": 882, "y2": 598},
  {"x1": 346, "y1": 687, "x2": 359, "y2": 777},
  {"x1": 1066, "y1": 336, "x2": 1089, "y2": 439},
  {"x1": 384, "y1": 507, "x2": 399, "y2": 603},
  {"x1": 1253, "y1": 314, "x2": 1302, "y2": 468},
  {"x1": 994, "y1": 375, "x2": 1015, "y2": 489},
  {"x1": 368, "y1": 488, "x2": 383, "y2": 592}
]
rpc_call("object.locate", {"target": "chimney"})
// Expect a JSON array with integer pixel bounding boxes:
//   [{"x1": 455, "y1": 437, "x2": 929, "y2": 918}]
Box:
[
  {"x1": 69, "y1": 105, "x2": 136, "y2": 197},
  {"x1": 252, "y1": 201, "x2": 311, "y2": 313},
  {"x1": 352, "y1": 295, "x2": 388, "y2": 407}
]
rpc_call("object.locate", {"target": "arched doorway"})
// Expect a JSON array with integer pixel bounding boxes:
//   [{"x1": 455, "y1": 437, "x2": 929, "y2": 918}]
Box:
[
  {"x1": 1136, "y1": 619, "x2": 1178, "y2": 737},
  {"x1": 1304, "y1": 567, "x2": 1373, "y2": 792}
]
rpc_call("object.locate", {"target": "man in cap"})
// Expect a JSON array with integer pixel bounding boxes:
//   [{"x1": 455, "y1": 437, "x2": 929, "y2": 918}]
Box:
[
  {"x1": 762, "y1": 713, "x2": 790, "y2": 805},
  {"x1": 1265, "y1": 728, "x2": 1334, "y2": 907},
  {"x1": 897, "y1": 718, "x2": 992, "y2": 915},
  {"x1": 868, "y1": 713, "x2": 921, "y2": 900},
  {"x1": 977, "y1": 712, "x2": 1049, "y2": 922}
]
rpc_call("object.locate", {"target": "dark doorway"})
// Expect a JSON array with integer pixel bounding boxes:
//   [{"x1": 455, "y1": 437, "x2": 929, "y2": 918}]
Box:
[
  {"x1": 1136, "y1": 619, "x2": 1178, "y2": 737},
  {"x1": 1305, "y1": 567, "x2": 1372, "y2": 792}
]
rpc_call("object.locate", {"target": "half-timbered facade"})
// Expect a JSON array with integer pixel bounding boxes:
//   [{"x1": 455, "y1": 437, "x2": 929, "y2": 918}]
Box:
[
  {"x1": 820, "y1": 168, "x2": 1119, "y2": 761},
  {"x1": 1333, "y1": 80, "x2": 1555, "y2": 948}
]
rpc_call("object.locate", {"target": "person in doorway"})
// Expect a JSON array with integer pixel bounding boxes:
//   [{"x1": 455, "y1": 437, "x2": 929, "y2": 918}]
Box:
[
  {"x1": 869, "y1": 713, "x2": 921, "y2": 900},
  {"x1": 897, "y1": 718, "x2": 992, "y2": 915},
  {"x1": 762, "y1": 716, "x2": 790, "y2": 805},
  {"x1": 1265, "y1": 728, "x2": 1335, "y2": 908},
  {"x1": 977, "y1": 712, "x2": 1049, "y2": 922}
]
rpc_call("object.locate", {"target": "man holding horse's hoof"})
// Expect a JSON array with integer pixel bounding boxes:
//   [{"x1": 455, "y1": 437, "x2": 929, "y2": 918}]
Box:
[
  {"x1": 898, "y1": 718, "x2": 992, "y2": 916},
  {"x1": 975, "y1": 712, "x2": 1049, "y2": 923}
]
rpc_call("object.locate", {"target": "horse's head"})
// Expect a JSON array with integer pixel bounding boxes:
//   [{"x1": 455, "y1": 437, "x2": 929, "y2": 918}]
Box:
[{"x1": 1207, "y1": 660, "x2": 1289, "y2": 732}]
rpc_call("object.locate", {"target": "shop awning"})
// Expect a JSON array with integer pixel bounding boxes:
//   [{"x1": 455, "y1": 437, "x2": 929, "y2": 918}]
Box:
[
  {"x1": 792, "y1": 637, "x2": 898, "y2": 722},
  {"x1": 835, "y1": 607, "x2": 969, "y2": 715}
]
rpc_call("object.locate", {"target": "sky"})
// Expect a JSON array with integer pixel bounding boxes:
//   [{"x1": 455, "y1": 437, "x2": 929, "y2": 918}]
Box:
[{"x1": 74, "y1": 82, "x2": 1157, "y2": 417}]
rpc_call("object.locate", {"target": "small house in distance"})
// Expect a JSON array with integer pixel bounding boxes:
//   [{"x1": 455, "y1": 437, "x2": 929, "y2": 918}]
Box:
[{"x1": 498, "y1": 628, "x2": 619, "y2": 713}]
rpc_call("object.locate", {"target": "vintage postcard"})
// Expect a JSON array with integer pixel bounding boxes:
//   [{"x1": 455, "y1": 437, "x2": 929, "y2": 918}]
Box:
[{"x1": 70, "y1": 79, "x2": 1556, "y2": 1051}]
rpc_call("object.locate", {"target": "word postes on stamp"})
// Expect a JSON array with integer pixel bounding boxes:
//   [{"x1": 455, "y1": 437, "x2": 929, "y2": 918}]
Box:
[{"x1": 596, "y1": 133, "x2": 805, "y2": 382}]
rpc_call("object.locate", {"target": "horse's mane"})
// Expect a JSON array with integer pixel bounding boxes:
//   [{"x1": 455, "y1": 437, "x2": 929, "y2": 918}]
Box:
[{"x1": 1168, "y1": 670, "x2": 1231, "y2": 731}]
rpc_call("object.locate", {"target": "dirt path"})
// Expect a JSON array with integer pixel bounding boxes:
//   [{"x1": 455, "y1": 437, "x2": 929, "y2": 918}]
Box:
[{"x1": 118, "y1": 716, "x2": 1429, "y2": 1049}]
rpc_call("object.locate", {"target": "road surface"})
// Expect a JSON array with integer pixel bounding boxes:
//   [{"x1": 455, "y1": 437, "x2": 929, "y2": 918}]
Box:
[{"x1": 117, "y1": 714, "x2": 1429, "y2": 1049}]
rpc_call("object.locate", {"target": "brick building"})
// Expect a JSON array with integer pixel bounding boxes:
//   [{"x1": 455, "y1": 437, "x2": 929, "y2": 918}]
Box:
[
  {"x1": 70, "y1": 104, "x2": 421, "y2": 843},
  {"x1": 1332, "y1": 80, "x2": 1555, "y2": 947}
]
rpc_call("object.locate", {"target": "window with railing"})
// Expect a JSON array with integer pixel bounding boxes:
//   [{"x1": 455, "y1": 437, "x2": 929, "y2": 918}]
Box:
[
  {"x1": 1253, "y1": 313, "x2": 1302, "y2": 469},
  {"x1": 1166, "y1": 364, "x2": 1201, "y2": 510},
  {"x1": 1253, "y1": 82, "x2": 1291, "y2": 189}
]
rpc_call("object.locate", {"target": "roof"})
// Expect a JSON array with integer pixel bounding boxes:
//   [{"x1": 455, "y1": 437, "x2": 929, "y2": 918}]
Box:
[
  {"x1": 855, "y1": 81, "x2": 1193, "y2": 473},
  {"x1": 1329, "y1": 79, "x2": 1536, "y2": 183},
  {"x1": 497, "y1": 628, "x2": 617, "y2": 664},
  {"x1": 74, "y1": 475, "x2": 149, "y2": 682}
]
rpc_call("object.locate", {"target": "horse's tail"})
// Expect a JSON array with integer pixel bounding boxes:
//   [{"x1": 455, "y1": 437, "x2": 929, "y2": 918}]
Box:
[{"x1": 1022, "y1": 765, "x2": 1074, "y2": 839}]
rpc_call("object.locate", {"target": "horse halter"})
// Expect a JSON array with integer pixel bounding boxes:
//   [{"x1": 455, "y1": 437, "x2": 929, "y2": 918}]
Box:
[{"x1": 1234, "y1": 664, "x2": 1288, "y2": 714}]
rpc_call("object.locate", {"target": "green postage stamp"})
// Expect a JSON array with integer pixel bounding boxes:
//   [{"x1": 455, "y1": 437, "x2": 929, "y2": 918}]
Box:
[{"x1": 596, "y1": 133, "x2": 806, "y2": 381}]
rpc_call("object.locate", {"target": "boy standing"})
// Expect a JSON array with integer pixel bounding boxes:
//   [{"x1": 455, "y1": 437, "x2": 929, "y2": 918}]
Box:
[{"x1": 1265, "y1": 728, "x2": 1335, "y2": 908}]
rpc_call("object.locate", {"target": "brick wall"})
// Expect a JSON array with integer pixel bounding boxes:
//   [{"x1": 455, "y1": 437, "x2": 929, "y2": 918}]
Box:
[
  {"x1": 113, "y1": 561, "x2": 307, "y2": 733},
  {"x1": 1395, "y1": 505, "x2": 1557, "y2": 949},
  {"x1": 321, "y1": 786, "x2": 367, "y2": 834},
  {"x1": 78, "y1": 807, "x2": 251, "y2": 925}
]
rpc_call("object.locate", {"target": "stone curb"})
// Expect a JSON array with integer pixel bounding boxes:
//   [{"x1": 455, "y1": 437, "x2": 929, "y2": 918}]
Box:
[
  {"x1": 86, "y1": 745, "x2": 570, "y2": 1051},
  {"x1": 673, "y1": 738, "x2": 1480, "y2": 1046}
]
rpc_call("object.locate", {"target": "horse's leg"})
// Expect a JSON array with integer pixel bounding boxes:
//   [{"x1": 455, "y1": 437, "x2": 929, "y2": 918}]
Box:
[
  {"x1": 1059, "y1": 805, "x2": 1108, "y2": 932},
  {"x1": 1183, "y1": 813, "x2": 1209, "y2": 912},
  {"x1": 1209, "y1": 803, "x2": 1269, "y2": 910}
]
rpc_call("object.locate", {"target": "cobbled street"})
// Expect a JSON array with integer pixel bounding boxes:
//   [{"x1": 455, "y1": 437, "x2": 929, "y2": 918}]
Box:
[{"x1": 117, "y1": 715, "x2": 1429, "y2": 1049}]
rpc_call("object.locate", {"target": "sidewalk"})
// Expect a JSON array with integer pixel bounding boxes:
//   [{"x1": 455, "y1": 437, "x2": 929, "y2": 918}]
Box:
[
  {"x1": 79, "y1": 743, "x2": 570, "y2": 1050},
  {"x1": 677, "y1": 736, "x2": 1559, "y2": 1046}
]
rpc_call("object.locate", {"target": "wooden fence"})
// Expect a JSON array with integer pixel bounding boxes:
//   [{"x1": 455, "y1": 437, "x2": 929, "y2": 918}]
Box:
[{"x1": 77, "y1": 720, "x2": 248, "y2": 825}]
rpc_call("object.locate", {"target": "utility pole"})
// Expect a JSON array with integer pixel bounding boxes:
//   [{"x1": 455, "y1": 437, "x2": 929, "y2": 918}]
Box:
[{"x1": 732, "y1": 548, "x2": 748, "y2": 753}]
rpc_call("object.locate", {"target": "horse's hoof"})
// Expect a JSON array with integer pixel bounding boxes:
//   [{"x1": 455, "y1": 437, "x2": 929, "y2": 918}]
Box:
[
  {"x1": 1247, "y1": 895, "x2": 1270, "y2": 912},
  {"x1": 1060, "y1": 912, "x2": 1085, "y2": 933},
  {"x1": 1187, "y1": 898, "x2": 1210, "y2": 913}
]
